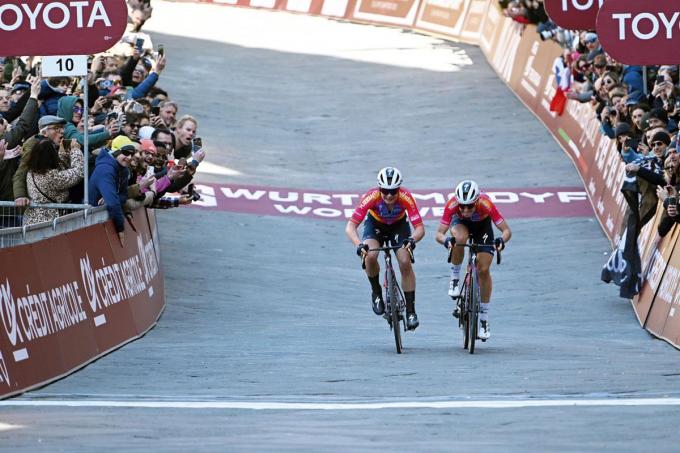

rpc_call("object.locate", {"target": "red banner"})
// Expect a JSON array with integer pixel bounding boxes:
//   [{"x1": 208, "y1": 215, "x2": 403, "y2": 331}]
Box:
[
  {"x1": 0, "y1": 208, "x2": 164, "y2": 399},
  {"x1": 0, "y1": 0, "x2": 128, "y2": 56},
  {"x1": 544, "y1": 0, "x2": 600, "y2": 30},
  {"x1": 597, "y1": 0, "x2": 680, "y2": 65}
]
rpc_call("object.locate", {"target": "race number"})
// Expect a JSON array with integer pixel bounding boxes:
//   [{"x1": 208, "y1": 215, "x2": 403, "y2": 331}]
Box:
[{"x1": 41, "y1": 55, "x2": 88, "y2": 77}]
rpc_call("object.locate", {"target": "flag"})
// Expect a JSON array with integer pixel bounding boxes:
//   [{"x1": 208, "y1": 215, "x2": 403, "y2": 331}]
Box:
[
  {"x1": 550, "y1": 88, "x2": 567, "y2": 116},
  {"x1": 601, "y1": 170, "x2": 658, "y2": 298}
]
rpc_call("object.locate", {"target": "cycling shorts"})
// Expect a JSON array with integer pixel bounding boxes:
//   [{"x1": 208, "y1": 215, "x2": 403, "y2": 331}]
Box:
[
  {"x1": 451, "y1": 216, "x2": 495, "y2": 255},
  {"x1": 362, "y1": 215, "x2": 411, "y2": 247}
]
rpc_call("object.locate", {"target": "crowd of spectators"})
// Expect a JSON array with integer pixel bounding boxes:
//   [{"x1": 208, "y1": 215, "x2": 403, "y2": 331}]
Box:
[
  {"x1": 501, "y1": 0, "x2": 679, "y2": 234},
  {"x1": 0, "y1": 0, "x2": 206, "y2": 246}
]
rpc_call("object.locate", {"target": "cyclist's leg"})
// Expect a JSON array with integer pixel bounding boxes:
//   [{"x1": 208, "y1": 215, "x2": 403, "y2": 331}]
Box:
[
  {"x1": 448, "y1": 221, "x2": 469, "y2": 298},
  {"x1": 470, "y1": 218, "x2": 495, "y2": 339},
  {"x1": 361, "y1": 216, "x2": 385, "y2": 315},
  {"x1": 394, "y1": 220, "x2": 419, "y2": 329}
]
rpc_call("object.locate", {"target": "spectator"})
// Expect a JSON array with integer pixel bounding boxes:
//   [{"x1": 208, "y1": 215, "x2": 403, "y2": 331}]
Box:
[
  {"x1": 57, "y1": 96, "x2": 117, "y2": 149},
  {"x1": 23, "y1": 138, "x2": 84, "y2": 226},
  {"x1": 38, "y1": 77, "x2": 70, "y2": 117},
  {"x1": 172, "y1": 115, "x2": 197, "y2": 159},
  {"x1": 157, "y1": 100, "x2": 178, "y2": 129},
  {"x1": 88, "y1": 136, "x2": 136, "y2": 245}
]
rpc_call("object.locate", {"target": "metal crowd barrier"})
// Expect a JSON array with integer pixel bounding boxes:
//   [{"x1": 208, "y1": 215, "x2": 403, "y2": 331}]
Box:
[{"x1": 0, "y1": 201, "x2": 109, "y2": 248}]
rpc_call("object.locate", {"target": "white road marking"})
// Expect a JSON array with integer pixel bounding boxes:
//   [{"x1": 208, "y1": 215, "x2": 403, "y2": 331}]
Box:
[
  {"x1": 0, "y1": 422, "x2": 22, "y2": 431},
  {"x1": 1, "y1": 398, "x2": 680, "y2": 410},
  {"x1": 195, "y1": 161, "x2": 241, "y2": 176}
]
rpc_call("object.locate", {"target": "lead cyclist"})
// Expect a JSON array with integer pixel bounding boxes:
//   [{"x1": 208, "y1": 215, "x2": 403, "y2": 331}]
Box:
[
  {"x1": 434, "y1": 180, "x2": 511, "y2": 340},
  {"x1": 345, "y1": 167, "x2": 425, "y2": 331}
]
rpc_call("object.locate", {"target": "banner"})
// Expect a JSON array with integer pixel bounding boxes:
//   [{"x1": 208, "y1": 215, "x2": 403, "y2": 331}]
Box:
[
  {"x1": 0, "y1": 0, "x2": 128, "y2": 56},
  {"x1": 544, "y1": 0, "x2": 600, "y2": 30},
  {"x1": 0, "y1": 207, "x2": 164, "y2": 399},
  {"x1": 597, "y1": 0, "x2": 680, "y2": 65}
]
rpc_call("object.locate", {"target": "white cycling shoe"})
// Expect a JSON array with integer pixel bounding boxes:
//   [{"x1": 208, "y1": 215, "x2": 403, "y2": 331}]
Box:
[
  {"x1": 448, "y1": 279, "x2": 461, "y2": 298},
  {"x1": 478, "y1": 321, "x2": 490, "y2": 341}
]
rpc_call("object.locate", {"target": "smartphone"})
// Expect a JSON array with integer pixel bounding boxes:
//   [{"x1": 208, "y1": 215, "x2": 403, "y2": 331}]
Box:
[
  {"x1": 656, "y1": 75, "x2": 666, "y2": 84},
  {"x1": 117, "y1": 112, "x2": 126, "y2": 130},
  {"x1": 192, "y1": 137, "x2": 203, "y2": 150},
  {"x1": 135, "y1": 38, "x2": 144, "y2": 52},
  {"x1": 61, "y1": 139, "x2": 71, "y2": 151},
  {"x1": 157, "y1": 45, "x2": 164, "y2": 58},
  {"x1": 150, "y1": 105, "x2": 160, "y2": 116}
]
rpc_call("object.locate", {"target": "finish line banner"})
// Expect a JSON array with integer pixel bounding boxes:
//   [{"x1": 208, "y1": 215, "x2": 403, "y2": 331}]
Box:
[{"x1": 190, "y1": 183, "x2": 593, "y2": 220}]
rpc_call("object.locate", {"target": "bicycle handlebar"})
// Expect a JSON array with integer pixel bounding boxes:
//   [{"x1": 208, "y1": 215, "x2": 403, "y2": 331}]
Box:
[
  {"x1": 361, "y1": 245, "x2": 415, "y2": 269},
  {"x1": 446, "y1": 242, "x2": 502, "y2": 265}
]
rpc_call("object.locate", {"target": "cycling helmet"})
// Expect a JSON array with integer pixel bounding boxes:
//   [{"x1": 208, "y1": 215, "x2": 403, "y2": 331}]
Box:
[
  {"x1": 455, "y1": 180, "x2": 480, "y2": 205},
  {"x1": 377, "y1": 167, "x2": 403, "y2": 189}
]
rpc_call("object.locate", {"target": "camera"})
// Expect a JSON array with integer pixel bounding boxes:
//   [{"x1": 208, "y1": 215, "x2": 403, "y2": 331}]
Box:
[{"x1": 186, "y1": 183, "x2": 201, "y2": 202}]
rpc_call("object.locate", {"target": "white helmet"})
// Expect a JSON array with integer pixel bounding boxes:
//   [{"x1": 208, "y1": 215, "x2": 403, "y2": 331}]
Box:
[
  {"x1": 455, "y1": 180, "x2": 480, "y2": 205},
  {"x1": 377, "y1": 167, "x2": 403, "y2": 189}
]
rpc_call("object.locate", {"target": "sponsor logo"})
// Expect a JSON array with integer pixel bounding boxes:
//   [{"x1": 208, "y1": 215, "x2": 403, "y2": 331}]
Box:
[
  {"x1": 544, "y1": 0, "x2": 601, "y2": 29},
  {"x1": 0, "y1": 350, "x2": 8, "y2": 387}
]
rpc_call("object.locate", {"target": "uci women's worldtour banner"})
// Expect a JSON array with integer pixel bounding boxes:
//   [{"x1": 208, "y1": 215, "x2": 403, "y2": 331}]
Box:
[
  {"x1": 597, "y1": 0, "x2": 680, "y2": 65},
  {"x1": 0, "y1": 0, "x2": 128, "y2": 56},
  {"x1": 0, "y1": 208, "x2": 164, "y2": 399}
]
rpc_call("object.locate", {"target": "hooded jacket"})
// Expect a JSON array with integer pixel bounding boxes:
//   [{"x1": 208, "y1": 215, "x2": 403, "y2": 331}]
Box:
[
  {"x1": 88, "y1": 150, "x2": 129, "y2": 233},
  {"x1": 57, "y1": 96, "x2": 111, "y2": 149}
]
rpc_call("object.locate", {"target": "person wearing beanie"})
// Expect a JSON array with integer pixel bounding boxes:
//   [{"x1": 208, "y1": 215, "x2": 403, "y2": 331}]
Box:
[{"x1": 615, "y1": 122, "x2": 642, "y2": 163}]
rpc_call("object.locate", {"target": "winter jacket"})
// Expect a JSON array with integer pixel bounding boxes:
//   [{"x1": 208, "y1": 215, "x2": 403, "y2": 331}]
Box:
[
  {"x1": 0, "y1": 98, "x2": 40, "y2": 201},
  {"x1": 24, "y1": 147, "x2": 84, "y2": 225},
  {"x1": 38, "y1": 80, "x2": 66, "y2": 117},
  {"x1": 57, "y1": 96, "x2": 111, "y2": 149},
  {"x1": 88, "y1": 150, "x2": 130, "y2": 232}
]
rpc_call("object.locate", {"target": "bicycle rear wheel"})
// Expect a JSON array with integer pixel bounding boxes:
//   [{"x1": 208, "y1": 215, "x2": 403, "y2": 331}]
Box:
[
  {"x1": 468, "y1": 269, "x2": 480, "y2": 354},
  {"x1": 388, "y1": 271, "x2": 402, "y2": 354}
]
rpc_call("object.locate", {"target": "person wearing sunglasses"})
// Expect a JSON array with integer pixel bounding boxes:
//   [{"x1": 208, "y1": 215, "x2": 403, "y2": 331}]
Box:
[
  {"x1": 434, "y1": 180, "x2": 512, "y2": 341},
  {"x1": 89, "y1": 136, "x2": 138, "y2": 247},
  {"x1": 345, "y1": 167, "x2": 425, "y2": 330}
]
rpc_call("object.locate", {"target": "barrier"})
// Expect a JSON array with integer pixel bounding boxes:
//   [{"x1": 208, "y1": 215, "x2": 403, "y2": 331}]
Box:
[
  {"x1": 0, "y1": 207, "x2": 165, "y2": 399},
  {"x1": 197, "y1": 0, "x2": 680, "y2": 348}
]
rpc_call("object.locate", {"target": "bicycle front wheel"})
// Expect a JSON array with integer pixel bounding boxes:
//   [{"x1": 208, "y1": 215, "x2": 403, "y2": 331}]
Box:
[
  {"x1": 388, "y1": 271, "x2": 402, "y2": 354},
  {"x1": 468, "y1": 269, "x2": 480, "y2": 354}
]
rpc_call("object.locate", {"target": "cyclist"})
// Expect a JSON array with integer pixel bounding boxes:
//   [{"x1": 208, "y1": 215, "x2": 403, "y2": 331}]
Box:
[
  {"x1": 434, "y1": 180, "x2": 511, "y2": 340},
  {"x1": 345, "y1": 167, "x2": 425, "y2": 330}
]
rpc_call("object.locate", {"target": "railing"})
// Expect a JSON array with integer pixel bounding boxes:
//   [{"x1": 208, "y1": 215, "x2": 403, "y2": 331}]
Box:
[{"x1": 0, "y1": 201, "x2": 109, "y2": 248}]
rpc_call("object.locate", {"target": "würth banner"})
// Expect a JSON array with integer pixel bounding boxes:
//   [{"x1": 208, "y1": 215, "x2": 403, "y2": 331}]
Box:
[
  {"x1": 597, "y1": 0, "x2": 680, "y2": 65},
  {"x1": 0, "y1": 208, "x2": 165, "y2": 399},
  {"x1": 0, "y1": 0, "x2": 128, "y2": 56}
]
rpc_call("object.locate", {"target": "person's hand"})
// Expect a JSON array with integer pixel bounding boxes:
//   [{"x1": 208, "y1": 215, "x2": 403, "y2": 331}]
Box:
[
  {"x1": 494, "y1": 237, "x2": 505, "y2": 251},
  {"x1": 637, "y1": 142, "x2": 649, "y2": 155},
  {"x1": 150, "y1": 115, "x2": 165, "y2": 128},
  {"x1": 10, "y1": 66, "x2": 22, "y2": 85},
  {"x1": 625, "y1": 163, "x2": 640, "y2": 173},
  {"x1": 444, "y1": 236, "x2": 454, "y2": 250},
  {"x1": 91, "y1": 96, "x2": 106, "y2": 114},
  {"x1": 356, "y1": 243, "x2": 368, "y2": 257},
  {"x1": 154, "y1": 54, "x2": 166, "y2": 74},
  {"x1": 402, "y1": 237, "x2": 416, "y2": 250},
  {"x1": 166, "y1": 164, "x2": 185, "y2": 181},
  {"x1": 27, "y1": 75, "x2": 41, "y2": 99},
  {"x1": 70, "y1": 138, "x2": 80, "y2": 150},
  {"x1": 0, "y1": 139, "x2": 6, "y2": 160},
  {"x1": 192, "y1": 148, "x2": 205, "y2": 163},
  {"x1": 140, "y1": 175, "x2": 156, "y2": 189},
  {"x1": 106, "y1": 119, "x2": 120, "y2": 136},
  {"x1": 14, "y1": 197, "x2": 29, "y2": 207},
  {"x1": 131, "y1": 47, "x2": 141, "y2": 60},
  {"x1": 669, "y1": 203, "x2": 678, "y2": 217},
  {"x1": 118, "y1": 231, "x2": 125, "y2": 247}
]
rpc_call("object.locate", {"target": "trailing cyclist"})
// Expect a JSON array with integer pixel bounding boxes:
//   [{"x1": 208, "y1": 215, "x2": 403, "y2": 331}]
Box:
[
  {"x1": 345, "y1": 167, "x2": 425, "y2": 330},
  {"x1": 434, "y1": 180, "x2": 511, "y2": 340}
]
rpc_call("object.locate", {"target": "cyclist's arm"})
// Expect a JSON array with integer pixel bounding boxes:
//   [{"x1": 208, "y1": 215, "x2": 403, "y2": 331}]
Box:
[
  {"x1": 345, "y1": 220, "x2": 363, "y2": 247},
  {"x1": 435, "y1": 222, "x2": 449, "y2": 246},
  {"x1": 496, "y1": 220, "x2": 512, "y2": 243},
  {"x1": 411, "y1": 223, "x2": 425, "y2": 242}
]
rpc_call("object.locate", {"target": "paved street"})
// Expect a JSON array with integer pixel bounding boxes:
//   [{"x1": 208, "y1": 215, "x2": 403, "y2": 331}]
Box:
[{"x1": 1, "y1": 2, "x2": 679, "y2": 450}]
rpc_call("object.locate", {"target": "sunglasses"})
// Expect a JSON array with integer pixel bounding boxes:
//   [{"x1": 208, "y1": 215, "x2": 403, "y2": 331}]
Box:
[
  {"x1": 118, "y1": 145, "x2": 136, "y2": 156},
  {"x1": 73, "y1": 106, "x2": 83, "y2": 113},
  {"x1": 665, "y1": 166, "x2": 674, "y2": 171},
  {"x1": 460, "y1": 203, "x2": 476, "y2": 211},
  {"x1": 653, "y1": 141, "x2": 667, "y2": 147},
  {"x1": 380, "y1": 188, "x2": 399, "y2": 196},
  {"x1": 129, "y1": 123, "x2": 142, "y2": 129}
]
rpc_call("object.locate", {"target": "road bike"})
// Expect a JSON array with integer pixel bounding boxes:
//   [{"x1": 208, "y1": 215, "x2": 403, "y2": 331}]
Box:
[
  {"x1": 448, "y1": 237, "x2": 501, "y2": 354},
  {"x1": 363, "y1": 239, "x2": 414, "y2": 354}
]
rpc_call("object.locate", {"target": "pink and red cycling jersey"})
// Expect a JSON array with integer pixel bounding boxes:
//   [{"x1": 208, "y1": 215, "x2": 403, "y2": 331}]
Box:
[
  {"x1": 440, "y1": 193, "x2": 504, "y2": 226},
  {"x1": 350, "y1": 188, "x2": 423, "y2": 227}
]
